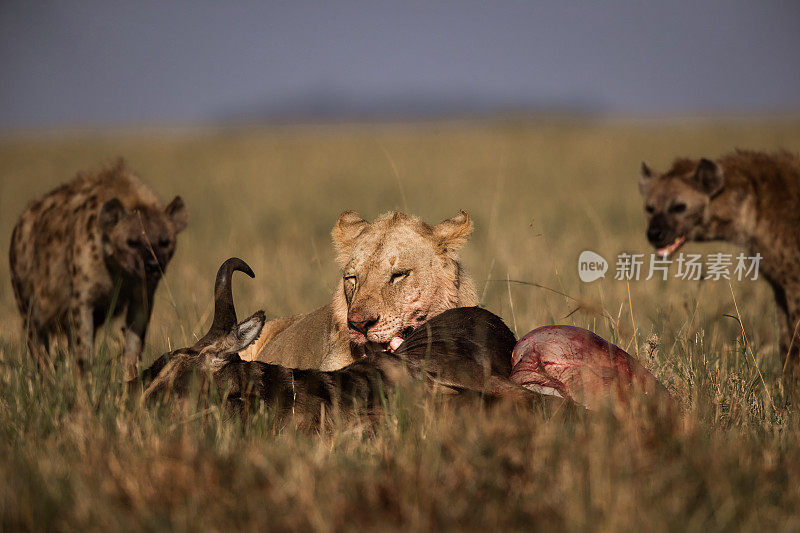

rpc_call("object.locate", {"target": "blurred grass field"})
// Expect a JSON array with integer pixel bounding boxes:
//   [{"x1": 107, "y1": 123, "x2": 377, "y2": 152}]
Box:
[{"x1": 2, "y1": 117, "x2": 800, "y2": 530}]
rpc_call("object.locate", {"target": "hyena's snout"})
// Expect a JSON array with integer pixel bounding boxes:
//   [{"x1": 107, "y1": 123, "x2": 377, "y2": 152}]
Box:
[
  {"x1": 141, "y1": 244, "x2": 173, "y2": 277},
  {"x1": 646, "y1": 214, "x2": 674, "y2": 248},
  {"x1": 142, "y1": 256, "x2": 164, "y2": 277}
]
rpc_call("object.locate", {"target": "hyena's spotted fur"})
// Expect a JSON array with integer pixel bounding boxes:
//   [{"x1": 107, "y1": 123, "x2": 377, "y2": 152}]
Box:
[
  {"x1": 9, "y1": 159, "x2": 187, "y2": 378},
  {"x1": 639, "y1": 150, "x2": 800, "y2": 380}
]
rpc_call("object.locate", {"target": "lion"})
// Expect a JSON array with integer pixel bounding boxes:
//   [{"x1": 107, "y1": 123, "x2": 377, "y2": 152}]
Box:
[{"x1": 239, "y1": 210, "x2": 478, "y2": 370}]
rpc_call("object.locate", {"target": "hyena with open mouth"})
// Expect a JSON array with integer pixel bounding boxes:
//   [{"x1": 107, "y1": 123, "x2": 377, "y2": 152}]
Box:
[{"x1": 639, "y1": 149, "x2": 800, "y2": 381}]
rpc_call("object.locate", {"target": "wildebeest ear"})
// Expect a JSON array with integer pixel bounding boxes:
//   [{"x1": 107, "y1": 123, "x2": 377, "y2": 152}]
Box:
[
  {"x1": 230, "y1": 311, "x2": 266, "y2": 352},
  {"x1": 639, "y1": 162, "x2": 654, "y2": 197},
  {"x1": 331, "y1": 210, "x2": 369, "y2": 266},
  {"x1": 165, "y1": 196, "x2": 188, "y2": 233},
  {"x1": 433, "y1": 210, "x2": 473, "y2": 254},
  {"x1": 99, "y1": 198, "x2": 126, "y2": 232},
  {"x1": 692, "y1": 158, "x2": 724, "y2": 196}
]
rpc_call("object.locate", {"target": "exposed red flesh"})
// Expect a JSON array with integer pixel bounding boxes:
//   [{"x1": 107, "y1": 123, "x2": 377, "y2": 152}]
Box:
[{"x1": 510, "y1": 325, "x2": 668, "y2": 410}]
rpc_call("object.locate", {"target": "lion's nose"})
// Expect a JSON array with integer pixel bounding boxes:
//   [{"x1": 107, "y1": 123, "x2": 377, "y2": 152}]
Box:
[{"x1": 348, "y1": 311, "x2": 380, "y2": 334}]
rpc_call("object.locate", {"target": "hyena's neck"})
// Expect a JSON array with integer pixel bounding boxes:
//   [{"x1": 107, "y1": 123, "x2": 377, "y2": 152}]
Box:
[
  {"x1": 709, "y1": 187, "x2": 797, "y2": 278},
  {"x1": 708, "y1": 189, "x2": 759, "y2": 250}
]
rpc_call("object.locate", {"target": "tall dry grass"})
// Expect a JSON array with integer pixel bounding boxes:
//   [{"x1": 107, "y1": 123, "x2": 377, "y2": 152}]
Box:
[{"x1": 1, "y1": 117, "x2": 800, "y2": 530}]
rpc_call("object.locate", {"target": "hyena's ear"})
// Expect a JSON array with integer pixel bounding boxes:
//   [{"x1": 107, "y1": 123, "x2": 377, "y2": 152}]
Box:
[
  {"x1": 638, "y1": 162, "x2": 654, "y2": 197},
  {"x1": 165, "y1": 196, "x2": 188, "y2": 233},
  {"x1": 692, "y1": 158, "x2": 724, "y2": 197},
  {"x1": 111, "y1": 157, "x2": 127, "y2": 172},
  {"x1": 99, "y1": 198, "x2": 126, "y2": 233},
  {"x1": 228, "y1": 311, "x2": 266, "y2": 352},
  {"x1": 433, "y1": 210, "x2": 473, "y2": 255},
  {"x1": 331, "y1": 211, "x2": 369, "y2": 266}
]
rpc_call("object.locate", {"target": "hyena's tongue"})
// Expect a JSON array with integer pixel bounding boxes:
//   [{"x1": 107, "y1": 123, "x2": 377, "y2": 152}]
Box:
[
  {"x1": 388, "y1": 337, "x2": 404, "y2": 352},
  {"x1": 657, "y1": 235, "x2": 687, "y2": 258}
]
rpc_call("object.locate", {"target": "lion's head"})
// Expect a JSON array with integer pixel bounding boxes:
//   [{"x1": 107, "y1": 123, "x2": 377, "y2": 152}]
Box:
[{"x1": 331, "y1": 210, "x2": 478, "y2": 348}]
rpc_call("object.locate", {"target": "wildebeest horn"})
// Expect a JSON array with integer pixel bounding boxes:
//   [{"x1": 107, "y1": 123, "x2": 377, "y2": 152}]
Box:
[{"x1": 197, "y1": 257, "x2": 255, "y2": 344}]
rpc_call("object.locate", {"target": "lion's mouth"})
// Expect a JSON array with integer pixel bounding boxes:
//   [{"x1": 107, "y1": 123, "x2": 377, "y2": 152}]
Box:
[
  {"x1": 352, "y1": 325, "x2": 413, "y2": 348},
  {"x1": 656, "y1": 235, "x2": 686, "y2": 258},
  {"x1": 352, "y1": 316, "x2": 425, "y2": 352},
  {"x1": 385, "y1": 326, "x2": 414, "y2": 353}
]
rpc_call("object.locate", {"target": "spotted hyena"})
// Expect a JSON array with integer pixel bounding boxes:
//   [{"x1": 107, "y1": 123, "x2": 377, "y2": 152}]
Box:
[
  {"x1": 9, "y1": 159, "x2": 188, "y2": 379},
  {"x1": 639, "y1": 149, "x2": 800, "y2": 380}
]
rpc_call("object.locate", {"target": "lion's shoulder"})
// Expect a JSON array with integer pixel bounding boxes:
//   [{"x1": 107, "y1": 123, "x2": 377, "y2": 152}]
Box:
[{"x1": 248, "y1": 304, "x2": 352, "y2": 369}]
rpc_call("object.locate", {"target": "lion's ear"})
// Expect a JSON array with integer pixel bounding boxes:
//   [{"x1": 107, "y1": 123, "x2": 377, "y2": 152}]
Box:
[
  {"x1": 433, "y1": 210, "x2": 473, "y2": 254},
  {"x1": 331, "y1": 210, "x2": 369, "y2": 266}
]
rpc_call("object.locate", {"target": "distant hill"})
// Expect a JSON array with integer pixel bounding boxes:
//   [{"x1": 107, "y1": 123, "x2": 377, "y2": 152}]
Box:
[{"x1": 215, "y1": 90, "x2": 603, "y2": 124}]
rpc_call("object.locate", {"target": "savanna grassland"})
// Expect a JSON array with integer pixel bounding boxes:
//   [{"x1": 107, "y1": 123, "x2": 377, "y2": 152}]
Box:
[{"x1": 1, "y1": 117, "x2": 800, "y2": 531}]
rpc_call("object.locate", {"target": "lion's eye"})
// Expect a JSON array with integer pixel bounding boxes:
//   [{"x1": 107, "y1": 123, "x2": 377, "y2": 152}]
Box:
[
  {"x1": 669, "y1": 203, "x2": 687, "y2": 214},
  {"x1": 645, "y1": 205, "x2": 655, "y2": 214},
  {"x1": 390, "y1": 270, "x2": 410, "y2": 283},
  {"x1": 343, "y1": 275, "x2": 356, "y2": 285}
]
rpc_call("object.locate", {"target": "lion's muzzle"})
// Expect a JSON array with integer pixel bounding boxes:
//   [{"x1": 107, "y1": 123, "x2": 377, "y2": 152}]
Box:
[{"x1": 347, "y1": 309, "x2": 380, "y2": 337}]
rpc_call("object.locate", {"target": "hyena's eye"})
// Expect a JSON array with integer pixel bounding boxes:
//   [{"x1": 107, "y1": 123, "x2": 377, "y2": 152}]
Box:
[
  {"x1": 158, "y1": 238, "x2": 171, "y2": 248},
  {"x1": 645, "y1": 205, "x2": 655, "y2": 214},
  {"x1": 669, "y1": 203, "x2": 687, "y2": 214},
  {"x1": 126, "y1": 238, "x2": 139, "y2": 248}
]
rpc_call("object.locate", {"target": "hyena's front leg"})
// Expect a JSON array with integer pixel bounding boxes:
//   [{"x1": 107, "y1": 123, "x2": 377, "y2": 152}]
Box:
[
  {"x1": 765, "y1": 278, "x2": 798, "y2": 383},
  {"x1": 122, "y1": 286, "x2": 155, "y2": 381},
  {"x1": 25, "y1": 320, "x2": 54, "y2": 376},
  {"x1": 783, "y1": 302, "x2": 800, "y2": 386},
  {"x1": 69, "y1": 303, "x2": 94, "y2": 372}
]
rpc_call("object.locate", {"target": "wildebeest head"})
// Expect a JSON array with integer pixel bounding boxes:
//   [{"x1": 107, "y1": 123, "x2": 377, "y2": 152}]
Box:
[{"x1": 138, "y1": 257, "x2": 265, "y2": 394}]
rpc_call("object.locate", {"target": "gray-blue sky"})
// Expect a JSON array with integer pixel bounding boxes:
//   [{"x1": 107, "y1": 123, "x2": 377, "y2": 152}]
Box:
[{"x1": 1, "y1": 1, "x2": 799, "y2": 128}]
